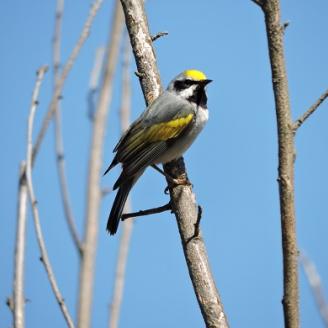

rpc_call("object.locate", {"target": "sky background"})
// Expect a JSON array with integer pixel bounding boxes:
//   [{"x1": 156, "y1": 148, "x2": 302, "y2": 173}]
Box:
[{"x1": 1, "y1": 0, "x2": 328, "y2": 327}]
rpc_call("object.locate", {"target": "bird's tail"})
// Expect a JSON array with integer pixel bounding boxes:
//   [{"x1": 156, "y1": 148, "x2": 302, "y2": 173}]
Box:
[{"x1": 106, "y1": 179, "x2": 134, "y2": 235}]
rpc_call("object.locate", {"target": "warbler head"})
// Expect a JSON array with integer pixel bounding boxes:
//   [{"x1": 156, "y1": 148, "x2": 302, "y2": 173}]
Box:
[{"x1": 167, "y1": 69, "x2": 212, "y2": 107}]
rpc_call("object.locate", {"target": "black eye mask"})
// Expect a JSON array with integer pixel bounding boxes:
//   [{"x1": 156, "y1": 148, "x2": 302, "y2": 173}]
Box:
[{"x1": 174, "y1": 79, "x2": 197, "y2": 91}]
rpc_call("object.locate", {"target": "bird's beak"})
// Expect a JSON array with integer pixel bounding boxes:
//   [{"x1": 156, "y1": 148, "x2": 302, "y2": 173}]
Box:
[{"x1": 200, "y1": 79, "x2": 213, "y2": 86}]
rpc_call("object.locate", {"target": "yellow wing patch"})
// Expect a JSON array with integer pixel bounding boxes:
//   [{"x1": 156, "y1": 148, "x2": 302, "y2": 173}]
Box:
[
  {"x1": 123, "y1": 114, "x2": 194, "y2": 153},
  {"x1": 184, "y1": 69, "x2": 207, "y2": 81},
  {"x1": 146, "y1": 113, "x2": 194, "y2": 142}
]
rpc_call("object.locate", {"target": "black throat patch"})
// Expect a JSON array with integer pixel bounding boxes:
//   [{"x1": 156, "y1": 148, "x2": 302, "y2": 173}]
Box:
[{"x1": 188, "y1": 86, "x2": 208, "y2": 108}]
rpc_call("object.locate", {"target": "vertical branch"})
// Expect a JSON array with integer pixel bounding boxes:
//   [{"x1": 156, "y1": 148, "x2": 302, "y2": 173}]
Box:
[
  {"x1": 88, "y1": 47, "x2": 106, "y2": 121},
  {"x1": 12, "y1": 162, "x2": 28, "y2": 328},
  {"x1": 52, "y1": 0, "x2": 83, "y2": 255},
  {"x1": 25, "y1": 66, "x2": 75, "y2": 328},
  {"x1": 77, "y1": 2, "x2": 124, "y2": 327},
  {"x1": 32, "y1": 0, "x2": 103, "y2": 164},
  {"x1": 252, "y1": 0, "x2": 299, "y2": 326},
  {"x1": 109, "y1": 200, "x2": 133, "y2": 328},
  {"x1": 119, "y1": 0, "x2": 229, "y2": 327},
  {"x1": 109, "y1": 38, "x2": 133, "y2": 328}
]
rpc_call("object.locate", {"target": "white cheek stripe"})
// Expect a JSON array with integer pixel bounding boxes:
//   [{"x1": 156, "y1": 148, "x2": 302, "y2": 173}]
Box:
[{"x1": 179, "y1": 85, "x2": 197, "y2": 99}]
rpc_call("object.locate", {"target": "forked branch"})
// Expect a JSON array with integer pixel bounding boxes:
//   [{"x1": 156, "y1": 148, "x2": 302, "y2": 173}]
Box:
[{"x1": 32, "y1": 0, "x2": 104, "y2": 164}]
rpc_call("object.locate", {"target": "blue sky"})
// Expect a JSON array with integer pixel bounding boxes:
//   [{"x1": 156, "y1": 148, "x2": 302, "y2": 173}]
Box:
[{"x1": 1, "y1": 0, "x2": 328, "y2": 327}]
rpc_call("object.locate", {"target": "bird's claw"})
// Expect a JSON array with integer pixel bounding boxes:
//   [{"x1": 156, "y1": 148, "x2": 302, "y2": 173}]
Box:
[
  {"x1": 171, "y1": 177, "x2": 192, "y2": 187},
  {"x1": 164, "y1": 177, "x2": 193, "y2": 194}
]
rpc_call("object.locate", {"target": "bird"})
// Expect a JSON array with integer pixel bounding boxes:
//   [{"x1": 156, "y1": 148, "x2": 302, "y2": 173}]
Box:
[{"x1": 104, "y1": 69, "x2": 212, "y2": 235}]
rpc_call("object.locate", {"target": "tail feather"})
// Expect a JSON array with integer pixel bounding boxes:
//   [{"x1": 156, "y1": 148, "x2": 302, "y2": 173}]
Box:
[{"x1": 107, "y1": 180, "x2": 133, "y2": 235}]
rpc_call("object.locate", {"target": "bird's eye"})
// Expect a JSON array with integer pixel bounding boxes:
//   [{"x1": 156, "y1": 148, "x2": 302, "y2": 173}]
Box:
[{"x1": 184, "y1": 80, "x2": 194, "y2": 86}]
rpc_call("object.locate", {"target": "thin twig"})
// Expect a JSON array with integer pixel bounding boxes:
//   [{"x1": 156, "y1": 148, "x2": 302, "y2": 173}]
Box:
[
  {"x1": 12, "y1": 162, "x2": 28, "y2": 328},
  {"x1": 151, "y1": 31, "x2": 168, "y2": 42},
  {"x1": 101, "y1": 187, "x2": 112, "y2": 197},
  {"x1": 257, "y1": 1, "x2": 299, "y2": 326},
  {"x1": 120, "y1": 0, "x2": 229, "y2": 326},
  {"x1": 32, "y1": 0, "x2": 104, "y2": 164},
  {"x1": 6, "y1": 297, "x2": 14, "y2": 313},
  {"x1": 293, "y1": 88, "x2": 328, "y2": 132},
  {"x1": 282, "y1": 21, "x2": 290, "y2": 31},
  {"x1": 299, "y1": 252, "x2": 328, "y2": 326},
  {"x1": 250, "y1": 0, "x2": 263, "y2": 7},
  {"x1": 77, "y1": 2, "x2": 124, "y2": 327},
  {"x1": 109, "y1": 39, "x2": 133, "y2": 328},
  {"x1": 25, "y1": 66, "x2": 75, "y2": 328},
  {"x1": 121, "y1": 203, "x2": 172, "y2": 221},
  {"x1": 52, "y1": 0, "x2": 83, "y2": 256},
  {"x1": 88, "y1": 47, "x2": 106, "y2": 121}
]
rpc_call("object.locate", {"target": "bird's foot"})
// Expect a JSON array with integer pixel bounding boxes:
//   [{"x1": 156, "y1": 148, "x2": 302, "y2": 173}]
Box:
[
  {"x1": 164, "y1": 176, "x2": 192, "y2": 194},
  {"x1": 170, "y1": 177, "x2": 192, "y2": 186}
]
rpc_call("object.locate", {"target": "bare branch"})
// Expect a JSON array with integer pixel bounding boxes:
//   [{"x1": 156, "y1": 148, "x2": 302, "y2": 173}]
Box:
[
  {"x1": 12, "y1": 162, "x2": 28, "y2": 328},
  {"x1": 88, "y1": 47, "x2": 106, "y2": 121},
  {"x1": 259, "y1": 0, "x2": 299, "y2": 326},
  {"x1": 55, "y1": 110, "x2": 83, "y2": 255},
  {"x1": 250, "y1": 0, "x2": 263, "y2": 7},
  {"x1": 52, "y1": 0, "x2": 83, "y2": 256},
  {"x1": 282, "y1": 21, "x2": 290, "y2": 31},
  {"x1": 121, "y1": 203, "x2": 172, "y2": 221},
  {"x1": 101, "y1": 187, "x2": 112, "y2": 197},
  {"x1": 109, "y1": 200, "x2": 133, "y2": 328},
  {"x1": 6, "y1": 297, "x2": 14, "y2": 313},
  {"x1": 77, "y1": 1, "x2": 124, "y2": 327},
  {"x1": 53, "y1": 0, "x2": 64, "y2": 77},
  {"x1": 25, "y1": 66, "x2": 75, "y2": 328},
  {"x1": 120, "y1": 0, "x2": 229, "y2": 326},
  {"x1": 293, "y1": 88, "x2": 328, "y2": 132},
  {"x1": 151, "y1": 31, "x2": 168, "y2": 42},
  {"x1": 32, "y1": 0, "x2": 104, "y2": 163},
  {"x1": 109, "y1": 39, "x2": 133, "y2": 328},
  {"x1": 299, "y1": 252, "x2": 328, "y2": 326}
]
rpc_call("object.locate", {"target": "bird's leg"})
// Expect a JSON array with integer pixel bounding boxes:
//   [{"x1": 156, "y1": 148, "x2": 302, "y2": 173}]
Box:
[{"x1": 151, "y1": 164, "x2": 192, "y2": 186}]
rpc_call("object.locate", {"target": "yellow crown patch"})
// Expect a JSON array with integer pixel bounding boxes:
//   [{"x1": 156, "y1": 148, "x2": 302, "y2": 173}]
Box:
[{"x1": 184, "y1": 69, "x2": 207, "y2": 81}]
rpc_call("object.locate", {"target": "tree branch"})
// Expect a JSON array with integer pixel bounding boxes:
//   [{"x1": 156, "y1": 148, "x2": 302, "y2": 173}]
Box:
[
  {"x1": 250, "y1": 0, "x2": 263, "y2": 7},
  {"x1": 77, "y1": 2, "x2": 124, "y2": 327},
  {"x1": 32, "y1": 0, "x2": 103, "y2": 164},
  {"x1": 258, "y1": 1, "x2": 299, "y2": 326},
  {"x1": 88, "y1": 47, "x2": 106, "y2": 121},
  {"x1": 119, "y1": 0, "x2": 229, "y2": 326},
  {"x1": 109, "y1": 199, "x2": 133, "y2": 328},
  {"x1": 52, "y1": 0, "x2": 83, "y2": 256},
  {"x1": 25, "y1": 66, "x2": 75, "y2": 328},
  {"x1": 121, "y1": 203, "x2": 172, "y2": 221},
  {"x1": 109, "y1": 36, "x2": 133, "y2": 328},
  {"x1": 151, "y1": 31, "x2": 168, "y2": 42},
  {"x1": 12, "y1": 162, "x2": 28, "y2": 328},
  {"x1": 299, "y1": 252, "x2": 328, "y2": 326},
  {"x1": 293, "y1": 88, "x2": 328, "y2": 132}
]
